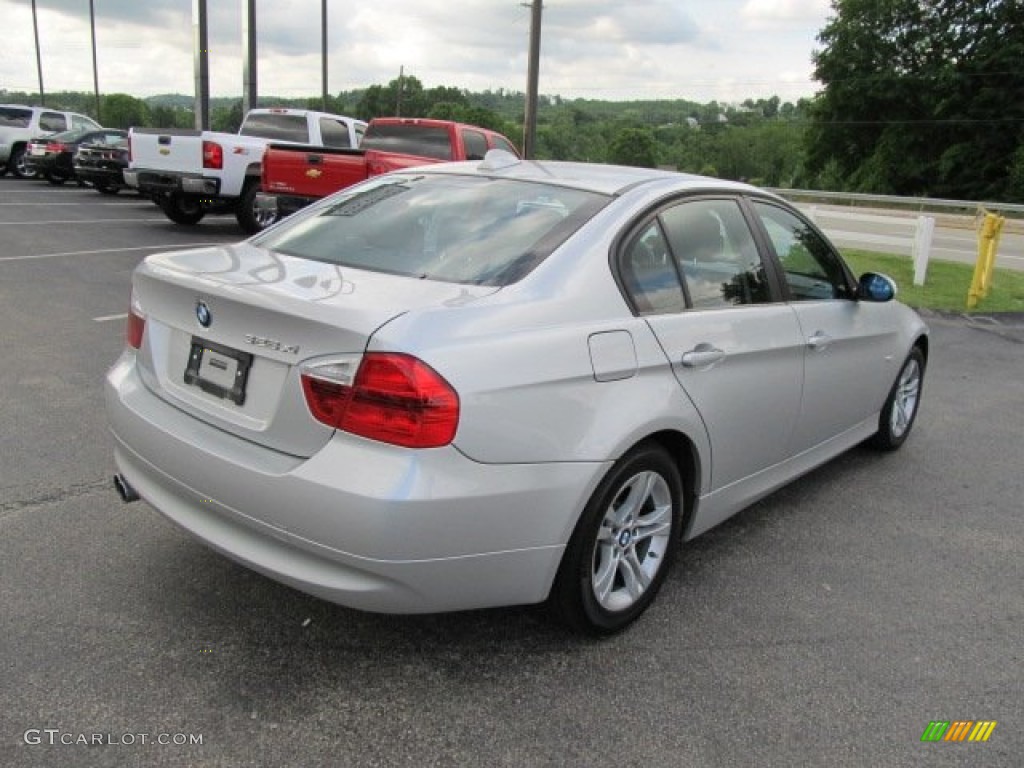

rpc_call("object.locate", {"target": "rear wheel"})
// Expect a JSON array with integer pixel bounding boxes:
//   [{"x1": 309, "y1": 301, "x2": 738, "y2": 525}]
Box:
[
  {"x1": 870, "y1": 346, "x2": 925, "y2": 450},
  {"x1": 550, "y1": 442, "x2": 682, "y2": 635},
  {"x1": 160, "y1": 193, "x2": 205, "y2": 226},
  {"x1": 235, "y1": 179, "x2": 277, "y2": 234},
  {"x1": 10, "y1": 146, "x2": 36, "y2": 179}
]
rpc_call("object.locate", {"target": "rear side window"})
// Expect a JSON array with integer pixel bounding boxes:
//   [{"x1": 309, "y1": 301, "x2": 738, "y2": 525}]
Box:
[
  {"x1": 255, "y1": 174, "x2": 609, "y2": 286},
  {"x1": 660, "y1": 199, "x2": 771, "y2": 309},
  {"x1": 0, "y1": 107, "x2": 32, "y2": 127},
  {"x1": 620, "y1": 221, "x2": 686, "y2": 314},
  {"x1": 39, "y1": 112, "x2": 67, "y2": 132},
  {"x1": 361, "y1": 124, "x2": 453, "y2": 160},
  {"x1": 461, "y1": 129, "x2": 488, "y2": 161},
  {"x1": 71, "y1": 114, "x2": 100, "y2": 131},
  {"x1": 239, "y1": 113, "x2": 310, "y2": 143},
  {"x1": 319, "y1": 117, "x2": 353, "y2": 148}
]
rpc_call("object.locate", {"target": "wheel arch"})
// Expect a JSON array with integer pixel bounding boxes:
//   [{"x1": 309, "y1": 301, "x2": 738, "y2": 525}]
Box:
[{"x1": 623, "y1": 429, "x2": 701, "y2": 541}]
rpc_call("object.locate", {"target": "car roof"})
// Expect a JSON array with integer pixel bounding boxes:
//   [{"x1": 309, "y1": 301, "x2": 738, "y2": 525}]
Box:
[{"x1": 417, "y1": 154, "x2": 761, "y2": 198}]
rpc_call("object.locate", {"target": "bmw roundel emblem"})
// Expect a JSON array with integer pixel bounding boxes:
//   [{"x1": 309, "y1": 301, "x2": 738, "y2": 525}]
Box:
[{"x1": 195, "y1": 301, "x2": 212, "y2": 328}]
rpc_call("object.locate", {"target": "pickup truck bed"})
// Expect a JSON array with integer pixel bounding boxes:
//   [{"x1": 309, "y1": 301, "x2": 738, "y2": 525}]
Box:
[{"x1": 258, "y1": 118, "x2": 520, "y2": 219}]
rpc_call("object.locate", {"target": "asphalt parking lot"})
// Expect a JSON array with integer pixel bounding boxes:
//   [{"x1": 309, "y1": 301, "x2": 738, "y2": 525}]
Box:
[{"x1": 1, "y1": 176, "x2": 1021, "y2": 768}]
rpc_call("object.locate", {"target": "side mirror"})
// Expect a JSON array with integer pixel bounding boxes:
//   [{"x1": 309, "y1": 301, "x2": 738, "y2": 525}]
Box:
[{"x1": 857, "y1": 272, "x2": 897, "y2": 303}]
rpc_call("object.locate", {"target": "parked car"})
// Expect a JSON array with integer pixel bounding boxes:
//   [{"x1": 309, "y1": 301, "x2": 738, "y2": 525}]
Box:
[
  {"x1": 128, "y1": 108, "x2": 366, "y2": 233},
  {"x1": 106, "y1": 154, "x2": 928, "y2": 635},
  {"x1": 73, "y1": 132, "x2": 131, "y2": 194},
  {"x1": 25, "y1": 128, "x2": 128, "y2": 185},
  {"x1": 0, "y1": 104, "x2": 101, "y2": 178}
]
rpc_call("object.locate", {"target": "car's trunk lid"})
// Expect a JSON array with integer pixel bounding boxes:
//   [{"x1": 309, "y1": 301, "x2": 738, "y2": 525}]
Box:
[{"x1": 131, "y1": 242, "x2": 497, "y2": 457}]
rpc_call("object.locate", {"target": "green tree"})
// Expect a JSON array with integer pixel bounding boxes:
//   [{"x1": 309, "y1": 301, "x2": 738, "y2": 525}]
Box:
[
  {"x1": 806, "y1": 0, "x2": 1024, "y2": 199},
  {"x1": 100, "y1": 93, "x2": 151, "y2": 128},
  {"x1": 608, "y1": 127, "x2": 659, "y2": 168}
]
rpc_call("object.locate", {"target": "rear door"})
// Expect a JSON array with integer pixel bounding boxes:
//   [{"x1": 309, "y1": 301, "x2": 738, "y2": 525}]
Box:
[{"x1": 619, "y1": 196, "x2": 805, "y2": 492}]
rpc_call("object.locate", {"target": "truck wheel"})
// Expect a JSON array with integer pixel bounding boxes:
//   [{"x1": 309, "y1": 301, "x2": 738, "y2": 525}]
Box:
[
  {"x1": 236, "y1": 179, "x2": 277, "y2": 234},
  {"x1": 160, "y1": 193, "x2": 205, "y2": 226},
  {"x1": 10, "y1": 146, "x2": 36, "y2": 179}
]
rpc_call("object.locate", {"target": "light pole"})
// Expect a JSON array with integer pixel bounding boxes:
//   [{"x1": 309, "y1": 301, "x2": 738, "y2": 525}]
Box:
[
  {"x1": 242, "y1": 0, "x2": 257, "y2": 114},
  {"x1": 522, "y1": 0, "x2": 542, "y2": 158},
  {"x1": 89, "y1": 0, "x2": 101, "y2": 122},
  {"x1": 322, "y1": 0, "x2": 328, "y2": 111},
  {"x1": 31, "y1": 0, "x2": 45, "y2": 105}
]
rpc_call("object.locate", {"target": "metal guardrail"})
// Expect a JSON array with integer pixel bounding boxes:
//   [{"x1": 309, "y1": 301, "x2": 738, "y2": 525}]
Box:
[{"x1": 769, "y1": 188, "x2": 1024, "y2": 217}]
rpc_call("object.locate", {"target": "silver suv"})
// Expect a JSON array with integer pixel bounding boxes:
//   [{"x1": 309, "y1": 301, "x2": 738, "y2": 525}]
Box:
[{"x1": 0, "y1": 104, "x2": 101, "y2": 178}]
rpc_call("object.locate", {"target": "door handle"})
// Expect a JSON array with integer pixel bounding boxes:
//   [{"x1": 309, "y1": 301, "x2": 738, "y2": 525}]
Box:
[
  {"x1": 681, "y1": 344, "x2": 725, "y2": 369},
  {"x1": 807, "y1": 331, "x2": 833, "y2": 351}
]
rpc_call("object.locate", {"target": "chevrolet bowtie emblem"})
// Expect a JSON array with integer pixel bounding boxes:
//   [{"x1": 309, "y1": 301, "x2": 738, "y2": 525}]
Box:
[{"x1": 305, "y1": 169, "x2": 323, "y2": 179}]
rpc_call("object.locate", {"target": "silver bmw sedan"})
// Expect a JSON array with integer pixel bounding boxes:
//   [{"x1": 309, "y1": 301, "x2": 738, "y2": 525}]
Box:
[{"x1": 106, "y1": 152, "x2": 928, "y2": 635}]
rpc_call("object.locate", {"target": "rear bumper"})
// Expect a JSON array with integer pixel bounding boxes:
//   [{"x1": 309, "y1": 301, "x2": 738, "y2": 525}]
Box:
[
  {"x1": 255, "y1": 192, "x2": 315, "y2": 219},
  {"x1": 135, "y1": 169, "x2": 221, "y2": 198},
  {"x1": 105, "y1": 352, "x2": 603, "y2": 614}
]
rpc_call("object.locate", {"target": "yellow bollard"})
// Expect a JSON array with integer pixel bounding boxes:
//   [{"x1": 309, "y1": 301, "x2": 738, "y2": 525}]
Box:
[{"x1": 967, "y1": 211, "x2": 1005, "y2": 309}]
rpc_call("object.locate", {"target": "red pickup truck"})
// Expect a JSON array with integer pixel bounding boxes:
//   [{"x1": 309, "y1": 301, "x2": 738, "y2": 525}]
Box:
[{"x1": 257, "y1": 117, "x2": 520, "y2": 219}]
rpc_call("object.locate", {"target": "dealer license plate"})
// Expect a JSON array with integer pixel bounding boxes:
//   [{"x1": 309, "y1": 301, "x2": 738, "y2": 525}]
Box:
[{"x1": 183, "y1": 338, "x2": 253, "y2": 405}]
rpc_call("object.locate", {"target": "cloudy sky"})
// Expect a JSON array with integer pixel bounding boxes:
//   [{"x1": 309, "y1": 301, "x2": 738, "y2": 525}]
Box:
[{"x1": 0, "y1": 0, "x2": 833, "y2": 104}]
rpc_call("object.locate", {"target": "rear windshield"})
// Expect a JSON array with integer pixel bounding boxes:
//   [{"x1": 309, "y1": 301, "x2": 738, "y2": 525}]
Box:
[
  {"x1": 239, "y1": 113, "x2": 310, "y2": 143},
  {"x1": 0, "y1": 107, "x2": 32, "y2": 127},
  {"x1": 254, "y1": 174, "x2": 610, "y2": 286},
  {"x1": 361, "y1": 124, "x2": 454, "y2": 160}
]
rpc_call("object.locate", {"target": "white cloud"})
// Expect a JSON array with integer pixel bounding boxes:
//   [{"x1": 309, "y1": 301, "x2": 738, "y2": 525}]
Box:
[{"x1": 0, "y1": 1, "x2": 828, "y2": 103}]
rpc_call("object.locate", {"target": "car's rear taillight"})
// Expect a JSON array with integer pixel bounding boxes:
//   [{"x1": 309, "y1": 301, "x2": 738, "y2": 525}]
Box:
[
  {"x1": 202, "y1": 140, "x2": 223, "y2": 170},
  {"x1": 301, "y1": 353, "x2": 459, "y2": 448},
  {"x1": 126, "y1": 293, "x2": 145, "y2": 349},
  {"x1": 46, "y1": 142, "x2": 67, "y2": 153}
]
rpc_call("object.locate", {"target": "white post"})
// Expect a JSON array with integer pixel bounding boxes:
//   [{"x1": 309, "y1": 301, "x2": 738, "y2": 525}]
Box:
[{"x1": 912, "y1": 215, "x2": 935, "y2": 286}]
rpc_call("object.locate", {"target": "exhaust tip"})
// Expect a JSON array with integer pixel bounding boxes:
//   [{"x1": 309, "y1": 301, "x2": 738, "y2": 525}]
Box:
[{"x1": 113, "y1": 474, "x2": 140, "y2": 503}]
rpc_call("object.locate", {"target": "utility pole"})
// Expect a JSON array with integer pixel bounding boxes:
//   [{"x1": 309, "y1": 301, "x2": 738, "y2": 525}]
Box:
[
  {"x1": 396, "y1": 65, "x2": 405, "y2": 116},
  {"x1": 31, "y1": 0, "x2": 45, "y2": 105},
  {"x1": 193, "y1": 0, "x2": 210, "y2": 129},
  {"x1": 522, "y1": 0, "x2": 542, "y2": 158},
  {"x1": 89, "y1": 0, "x2": 101, "y2": 122},
  {"x1": 242, "y1": 0, "x2": 258, "y2": 114},
  {"x1": 322, "y1": 0, "x2": 328, "y2": 111}
]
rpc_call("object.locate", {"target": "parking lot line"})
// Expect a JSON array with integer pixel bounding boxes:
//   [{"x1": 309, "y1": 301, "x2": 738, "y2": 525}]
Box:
[
  {"x1": 93, "y1": 313, "x2": 129, "y2": 323},
  {"x1": 0, "y1": 243, "x2": 223, "y2": 263}
]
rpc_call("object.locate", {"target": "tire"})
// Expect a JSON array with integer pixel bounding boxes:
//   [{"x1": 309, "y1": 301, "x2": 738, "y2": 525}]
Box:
[
  {"x1": 10, "y1": 145, "x2": 36, "y2": 179},
  {"x1": 550, "y1": 442, "x2": 682, "y2": 635},
  {"x1": 160, "y1": 193, "x2": 205, "y2": 226},
  {"x1": 869, "y1": 346, "x2": 925, "y2": 451},
  {"x1": 235, "y1": 179, "x2": 277, "y2": 234},
  {"x1": 46, "y1": 172, "x2": 66, "y2": 186}
]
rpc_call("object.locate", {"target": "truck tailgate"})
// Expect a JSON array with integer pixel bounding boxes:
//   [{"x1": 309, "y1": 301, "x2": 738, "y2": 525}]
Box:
[
  {"x1": 130, "y1": 128, "x2": 203, "y2": 172},
  {"x1": 262, "y1": 144, "x2": 370, "y2": 199}
]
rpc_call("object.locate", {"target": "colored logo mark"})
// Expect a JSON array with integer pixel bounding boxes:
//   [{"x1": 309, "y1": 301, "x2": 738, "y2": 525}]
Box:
[{"x1": 921, "y1": 720, "x2": 997, "y2": 742}]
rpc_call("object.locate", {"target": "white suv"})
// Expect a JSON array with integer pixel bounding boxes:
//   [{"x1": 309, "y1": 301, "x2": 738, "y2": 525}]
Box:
[{"x1": 0, "y1": 104, "x2": 101, "y2": 178}]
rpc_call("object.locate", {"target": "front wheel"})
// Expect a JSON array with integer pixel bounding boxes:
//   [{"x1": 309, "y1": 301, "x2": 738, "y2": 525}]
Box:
[
  {"x1": 235, "y1": 179, "x2": 277, "y2": 234},
  {"x1": 870, "y1": 346, "x2": 925, "y2": 451},
  {"x1": 160, "y1": 193, "x2": 205, "y2": 226},
  {"x1": 550, "y1": 442, "x2": 682, "y2": 635}
]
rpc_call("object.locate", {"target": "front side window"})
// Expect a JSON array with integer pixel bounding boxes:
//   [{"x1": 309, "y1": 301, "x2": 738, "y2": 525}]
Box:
[
  {"x1": 71, "y1": 114, "x2": 100, "y2": 131},
  {"x1": 753, "y1": 201, "x2": 853, "y2": 301},
  {"x1": 660, "y1": 199, "x2": 771, "y2": 309},
  {"x1": 254, "y1": 174, "x2": 609, "y2": 286}
]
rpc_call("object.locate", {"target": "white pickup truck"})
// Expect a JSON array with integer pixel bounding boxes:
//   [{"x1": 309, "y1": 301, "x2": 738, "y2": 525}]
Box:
[{"x1": 127, "y1": 108, "x2": 366, "y2": 233}]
